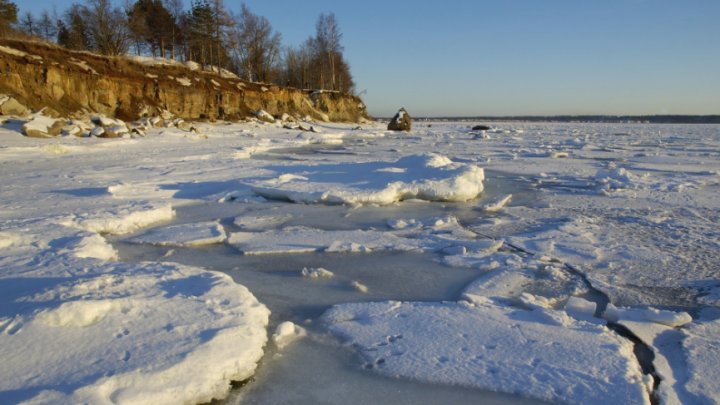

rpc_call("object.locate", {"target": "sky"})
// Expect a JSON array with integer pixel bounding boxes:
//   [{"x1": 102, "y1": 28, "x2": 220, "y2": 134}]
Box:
[{"x1": 18, "y1": 0, "x2": 720, "y2": 117}]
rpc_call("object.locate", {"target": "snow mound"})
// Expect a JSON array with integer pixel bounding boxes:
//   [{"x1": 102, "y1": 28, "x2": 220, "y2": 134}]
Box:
[
  {"x1": 70, "y1": 233, "x2": 118, "y2": 261},
  {"x1": 130, "y1": 221, "x2": 227, "y2": 247},
  {"x1": 272, "y1": 321, "x2": 307, "y2": 350},
  {"x1": 0, "y1": 262, "x2": 269, "y2": 404},
  {"x1": 323, "y1": 300, "x2": 651, "y2": 405},
  {"x1": 595, "y1": 165, "x2": 649, "y2": 192},
  {"x1": 251, "y1": 153, "x2": 485, "y2": 205},
  {"x1": 62, "y1": 204, "x2": 175, "y2": 235}
]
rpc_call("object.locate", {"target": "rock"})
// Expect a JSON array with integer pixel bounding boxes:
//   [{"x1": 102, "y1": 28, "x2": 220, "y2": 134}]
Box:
[
  {"x1": 388, "y1": 107, "x2": 412, "y2": 131},
  {"x1": 280, "y1": 113, "x2": 296, "y2": 123},
  {"x1": 150, "y1": 117, "x2": 164, "y2": 128},
  {"x1": 90, "y1": 126, "x2": 106, "y2": 137},
  {"x1": 0, "y1": 96, "x2": 30, "y2": 116},
  {"x1": 91, "y1": 115, "x2": 124, "y2": 127},
  {"x1": 472, "y1": 125, "x2": 491, "y2": 131},
  {"x1": 61, "y1": 125, "x2": 83, "y2": 137},
  {"x1": 101, "y1": 125, "x2": 129, "y2": 138},
  {"x1": 40, "y1": 107, "x2": 63, "y2": 118},
  {"x1": 255, "y1": 110, "x2": 276, "y2": 123},
  {"x1": 175, "y1": 119, "x2": 192, "y2": 131},
  {"x1": 21, "y1": 116, "x2": 66, "y2": 138}
]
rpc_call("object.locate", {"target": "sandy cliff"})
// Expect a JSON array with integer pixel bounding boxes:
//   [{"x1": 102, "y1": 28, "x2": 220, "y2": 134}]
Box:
[{"x1": 0, "y1": 39, "x2": 369, "y2": 123}]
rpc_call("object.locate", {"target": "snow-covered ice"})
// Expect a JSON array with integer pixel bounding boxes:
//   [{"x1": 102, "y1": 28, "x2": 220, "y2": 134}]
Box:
[
  {"x1": 130, "y1": 220, "x2": 227, "y2": 246},
  {"x1": 323, "y1": 300, "x2": 651, "y2": 404},
  {"x1": 250, "y1": 153, "x2": 485, "y2": 205},
  {"x1": 2, "y1": 117, "x2": 719, "y2": 404}
]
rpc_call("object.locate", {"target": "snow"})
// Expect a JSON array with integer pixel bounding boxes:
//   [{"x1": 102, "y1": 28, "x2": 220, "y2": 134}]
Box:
[
  {"x1": 0, "y1": 262, "x2": 269, "y2": 404},
  {"x1": 272, "y1": 321, "x2": 307, "y2": 350},
  {"x1": 130, "y1": 221, "x2": 227, "y2": 246},
  {"x1": 227, "y1": 219, "x2": 502, "y2": 256},
  {"x1": 301, "y1": 267, "x2": 335, "y2": 279},
  {"x1": 1, "y1": 118, "x2": 719, "y2": 404},
  {"x1": 482, "y1": 193, "x2": 513, "y2": 212},
  {"x1": 233, "y1": 213, "x2": 292, "y2": 230},
  {"x1": 62, "y1": 204, "x2": 175, "y2": 235},
  {"x1": 323, "y1": 300, "x2": 651, "y2": 404},
  {"x1": 682, "y1": 317, "x2": 720, "y2": 404},
  {"x1": 251, "y1": 153, "x2": 485, "y2": 205},
  {"x1": 0, "y1": 45, "x2": 30, "y2": 58},
  {"x1": 350, "y1": 280, "x2": 369, "y2": 293}
]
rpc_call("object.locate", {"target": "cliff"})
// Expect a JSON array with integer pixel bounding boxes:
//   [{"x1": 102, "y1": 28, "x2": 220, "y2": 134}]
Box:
[{"x1": 0, "y1": 39, "x2": 369, "y2": 123}]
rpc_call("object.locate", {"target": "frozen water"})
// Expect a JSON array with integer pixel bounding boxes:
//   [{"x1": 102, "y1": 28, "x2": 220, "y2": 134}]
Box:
[{"x1": 2, "y1": 118, "x2": 719, "y2": 404}]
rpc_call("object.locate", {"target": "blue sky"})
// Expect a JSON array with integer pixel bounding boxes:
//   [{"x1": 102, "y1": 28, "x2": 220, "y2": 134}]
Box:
[{"x1": 19, "y1": 1, "x2": 720, "y2": 117}]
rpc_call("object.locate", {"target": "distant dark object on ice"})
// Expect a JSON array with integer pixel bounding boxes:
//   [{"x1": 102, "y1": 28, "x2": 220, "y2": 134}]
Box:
[
  {"x1": 472, "y1": 125, "x2": 491, "y2": 131},
  {"x1": 388, "y1": 108, "x2": 412, "y2": 131}
]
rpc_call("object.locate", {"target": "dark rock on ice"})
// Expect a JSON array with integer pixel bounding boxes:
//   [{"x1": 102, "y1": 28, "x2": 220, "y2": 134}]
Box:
[{"x1": 388, "y1": 108, "x2": 412, "y2": 132}]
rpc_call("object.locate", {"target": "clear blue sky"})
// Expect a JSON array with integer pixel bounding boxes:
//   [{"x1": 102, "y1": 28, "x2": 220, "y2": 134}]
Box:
[{"x1": 19, "y1": 0, "x2": 720, "y2": 117}]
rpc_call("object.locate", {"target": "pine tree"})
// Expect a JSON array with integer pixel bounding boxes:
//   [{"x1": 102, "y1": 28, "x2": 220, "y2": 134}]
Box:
[{"x1": 0, "y1": 0, "x2": 17, "y2": 35}]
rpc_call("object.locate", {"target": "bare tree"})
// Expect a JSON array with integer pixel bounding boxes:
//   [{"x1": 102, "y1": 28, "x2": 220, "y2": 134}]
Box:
[
  {"x1": 37, "y1": 9, "x2": 58, "y2": 41},
  {"x1": 229, "y1": 4, "x2": 281, "y2": 82},
  {"x1": 83, "y1": 0, "x2": 130, "y2": 55},
  {"x1": 163, "y1": 0, "x2": 184, "y2": 59},
  {"x1": 315, "y1": 13, "x2": 343, "y2": 90},
  {"x1": 18, "y1": 11, "x2": 36, "y2": 36}
]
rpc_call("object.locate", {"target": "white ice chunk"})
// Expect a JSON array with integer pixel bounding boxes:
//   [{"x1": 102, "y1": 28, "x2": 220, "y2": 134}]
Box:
[
  {"x1": 482, "y1": 194, "x2": 513, "y2": 212},
  {"x1": 323, "y1": 301, "x2": 650, "y2": 405},
  {"x1": 71, "y1": 233, "x2": 118, "y2": 261},
  {"x1": 130, "y1": 221, "x2": 227, "y2": 247},
  {"x1": 0, "y1": 263, "x2": 269, "y2": 404},
  {"x1": 272, "y1": 321, "x2": 307, "y2": 350},
  {"x1": 564, "y1": 296, "x2": 599, "y2": 323},
  {"x1": 603, "y1": 304, "x2": 692, "y2": 327},
  {"x1": 251, "y1": 153, "x2": 485, "y2": 205},
  {"x1": 228, "y1": 227, "x2": 422, "y2": 255},
  {"x1": 301, "y1": 267, "x2": 334, "y2": 279},
  {"x1": 351, "y1": 280, "x2": 369, "y2": 293},
  {"x1": 63, "y1": 204, "x2": 175, "y2": 235}
]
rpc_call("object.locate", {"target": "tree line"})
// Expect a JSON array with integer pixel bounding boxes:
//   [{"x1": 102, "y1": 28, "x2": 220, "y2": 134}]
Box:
[{"x1": 0, "y1": 0, "x2": 355, "y2": 93}]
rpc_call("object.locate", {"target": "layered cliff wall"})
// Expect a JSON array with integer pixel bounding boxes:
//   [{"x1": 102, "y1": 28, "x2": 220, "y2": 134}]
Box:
[{"x1": 0, "y1": 39, "x2": 369, "y2": 123}]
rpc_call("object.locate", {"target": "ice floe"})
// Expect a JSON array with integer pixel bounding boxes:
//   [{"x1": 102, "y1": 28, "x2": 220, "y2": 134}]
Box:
[
  {"x1": 0, "y1": 262, "x2": 269, "y2": 404},
  {"x1": 323, "y1": 300, "x2": 651, "y2": 404},
  {"x1": 130, "y1": 221, "x2": 227, "y2": 246},
  {"x1": 251, "y1": 153, "x2": 485, "y2": 205},
  {"x1": 62, "y1": 204, "x2": 175, "y2": 235}
]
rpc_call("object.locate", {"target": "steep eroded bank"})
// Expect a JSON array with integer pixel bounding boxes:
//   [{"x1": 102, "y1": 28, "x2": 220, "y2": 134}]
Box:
[{"x1": 0, "y1": 39, "x2": 369, "y2": 123}]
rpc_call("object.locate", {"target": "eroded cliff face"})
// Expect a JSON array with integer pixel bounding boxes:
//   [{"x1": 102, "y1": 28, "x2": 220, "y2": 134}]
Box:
[{"x1": 0, "y1": 39, "x2": 369, "y2": 123}]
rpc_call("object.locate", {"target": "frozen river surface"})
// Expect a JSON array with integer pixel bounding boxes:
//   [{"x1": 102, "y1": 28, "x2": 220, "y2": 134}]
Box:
[{"x1": 1, "y1": 118, "x2": 719, "y2": 404}]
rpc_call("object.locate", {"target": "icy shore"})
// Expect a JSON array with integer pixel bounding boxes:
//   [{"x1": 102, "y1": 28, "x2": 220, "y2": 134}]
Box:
[{"x1": 1, "y1": 118, "x2": 719, "y2": 404}]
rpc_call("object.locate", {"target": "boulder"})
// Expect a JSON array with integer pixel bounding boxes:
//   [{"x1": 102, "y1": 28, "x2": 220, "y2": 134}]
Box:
[
  {"x1": 0, "y1": 96, "x2": 30, "y2": 117},
  {"x1": 388, "y1": 108, "x2": 412, "y2": 131},
  {"x1": 472, "y1": 125, "x2": 491, "y2": 131},
  {"x1": 255, "y1": 110, "x2": 276, "y2": 123},
  {"x1": 101, "y1": 125, "x2": 130, "y2": 138},
  {"x1": 21, "y1": 116, "x2": 66, "y2": 138}
]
